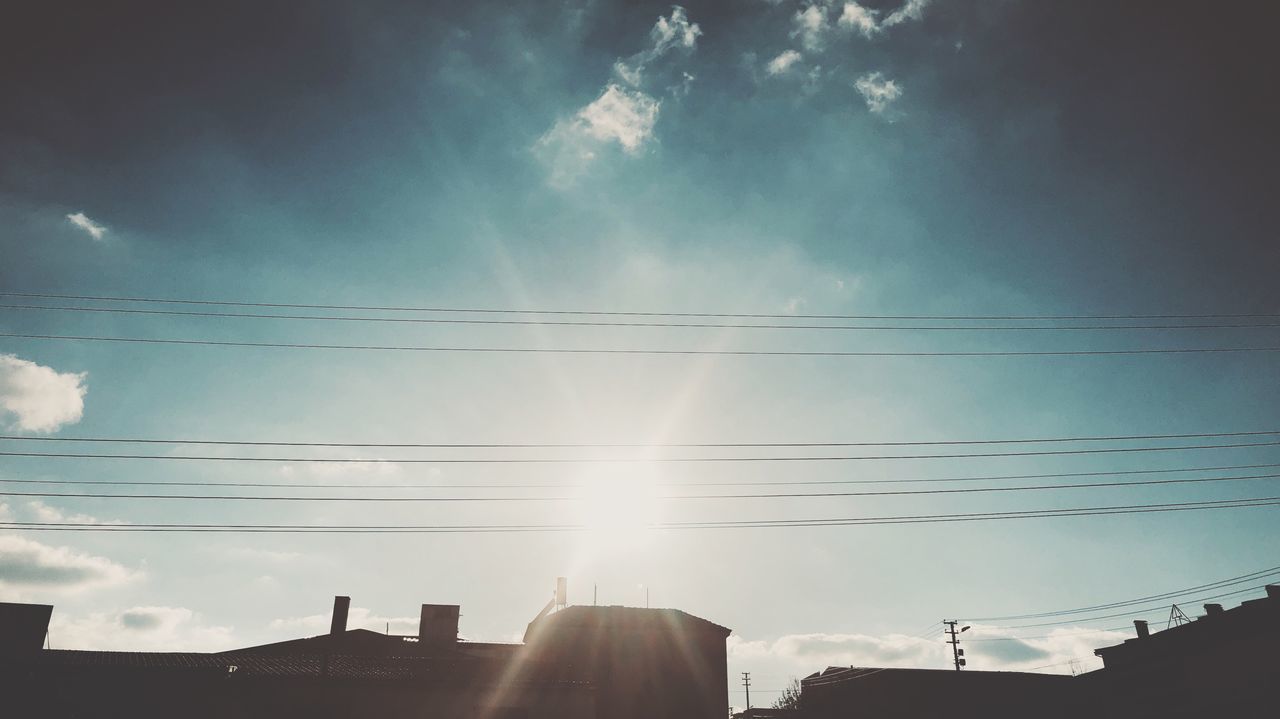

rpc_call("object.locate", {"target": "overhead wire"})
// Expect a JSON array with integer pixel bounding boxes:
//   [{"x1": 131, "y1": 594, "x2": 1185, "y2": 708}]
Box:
[
  {"x1": 1, "y1": 470, "x2": 1278, "y2": 502},
  {"x1": 3, "y1": 439, "x2": 1280, "y2": 463},
  {"x1": 3, "y1": 428, "x2": 1280, "y2": 448},
  {"x1": 4, "y1": 291, "x2": 1278, "y2": 321},
  {"x1": 964, "y1": 564, "x2": 1280, "y2": 621},
  {"x1": 6, "y1": 302, "x2": 1280, "y2": 331},
  {"x1": 4, "y1": 461, "x2": 1278, "y2": 490},
  {"x1": 5, "y1": 332, "x2": 1280, "y2": 357},
  {"x1": 1, "y1": 494, "x2": 1278, "y2": 532}
]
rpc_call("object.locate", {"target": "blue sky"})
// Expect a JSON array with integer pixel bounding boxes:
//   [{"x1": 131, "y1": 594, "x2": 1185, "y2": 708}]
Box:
[{"x1": 2, "y1": 0, "x2": 1279, "y2": 705}]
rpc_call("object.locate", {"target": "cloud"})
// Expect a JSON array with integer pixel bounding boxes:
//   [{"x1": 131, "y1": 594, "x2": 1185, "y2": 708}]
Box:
[
  {"x1": 270, "y1": 606, "x2": 419, "y2": 636},
  {"x1": 538, "y1": 7, "x2": 699, "y2": 187},
  {"x1": 0, "y1": 535, "x2": 138, "y2": 598},
  {"x1": 837, "y1": 2, "x2": 879, "y2": 38},
  {"x1": 65, "y1": 211, "x2": 107, "y2": 240},
  {"x1": 614, "y1": 6, "x2": 702, "y2": 87},
  {"x1": 0, "y1": 354, "x2": 88, "y2": 433},
  {"x1": 25, "y1": 500, "x2": 126, "y2": 526},
  {"x1": 278, "y1": 459, "x2": 402, "y2": 479},
  {"x1": 536, "y1": 84, "x2": 662, "y2": 187},
  {"x1": 727, "y1": 624, "x2": 1124, "y2": 686},
  {"x1": 883, "y1": 0, "x2": 931, "y2": 28},
  {"x1": 790, "y1": 4, "x2": 830, "y2": 51},
  {"x1": 854, "y1": 71, "x2": 903, "y2": 115},
  {"x1": 49, "y1": 606, "x2": 236, "y2": 651},
  {"x1": 767, "y1": 49, "x2": 803, "y2": 76}
]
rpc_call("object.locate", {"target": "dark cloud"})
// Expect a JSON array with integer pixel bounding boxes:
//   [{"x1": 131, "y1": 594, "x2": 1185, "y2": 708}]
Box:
[{"x1": 119, "y1": 610, "x2": 164, "y2": 631}]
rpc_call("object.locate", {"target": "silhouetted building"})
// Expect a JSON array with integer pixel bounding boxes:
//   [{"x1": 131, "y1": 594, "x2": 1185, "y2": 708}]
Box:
[
  {"x1": 1079, "y1": 584, "x2": 1280, "y2": 718},
  {"x1": 756, "y1": 585, "x2": 1280, "y2": 719},
  {"x1": 0, "y1": 589, "x2": 730, "y2": 719},
  {"x1": 799, "y1": 666, "x2": 1074, "y2": 719}
]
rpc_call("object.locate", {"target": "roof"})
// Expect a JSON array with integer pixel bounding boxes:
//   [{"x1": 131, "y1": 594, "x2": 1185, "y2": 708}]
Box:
[
  {"x1": 28, "y1": 649, "x2": 584, "y2": 686},
  {"x1": 1093, "y1": 588, "x2": 1280, "y2": 666},
  {"x1": 802, "y1": 666, "x2": 1073, "y2": 690},
  {"x1": 524, "y1": 605, "x2": 731, "y2": 643}
]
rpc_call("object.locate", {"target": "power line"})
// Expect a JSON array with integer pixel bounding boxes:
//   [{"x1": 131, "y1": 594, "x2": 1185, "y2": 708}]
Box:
[
  {"x1": 4, "y1": 428, "x2": 1280, "y2": 449},
  {"x1": 3, "y1": 439, "x2": 1279, "y2": 463},
  {"x1": 6, "y1": 332, "x2": 1280, "y2": 357},
  {"x1": 1, "y1": 494, "x2": 1277, "y2": 532},
  {"x1": 8, "y1": 302, "x2": 1280, "y2": 332},
  {"x1": 964, "y1": 564, "x2": 1280, "y2": 621},
  {"x1": 4, "y1": 461, "x2": 1277, "y2": 490},
  {"x1": 2, "y1": 470, "x2": 1278, "y2": 502},
  {"x1": 4, "y1": 291, "x2": 1277, "y2": 321},
  {"x1": 992, "y1": 584, "x2": 1275, "y2": 629}
]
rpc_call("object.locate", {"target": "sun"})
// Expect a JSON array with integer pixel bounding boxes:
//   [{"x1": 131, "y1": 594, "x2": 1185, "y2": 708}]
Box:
[{"x1": 575, "y1": 465, "x2": 662, "y2": 552}]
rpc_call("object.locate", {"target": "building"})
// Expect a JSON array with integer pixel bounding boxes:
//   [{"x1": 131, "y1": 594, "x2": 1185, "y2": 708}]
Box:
[
  {"x1": 1079, "y1": 583, "x2": 1280, "y2": 718},
  {"x1": 798, "y1": 666, "x2": 1074, "y2": 719},
  {"x1": 0, "y1": 587, "x2": 730, "y2": 719},
  {"x1": 740, "y1": 584, "x2": 1280, "y2": 719}
]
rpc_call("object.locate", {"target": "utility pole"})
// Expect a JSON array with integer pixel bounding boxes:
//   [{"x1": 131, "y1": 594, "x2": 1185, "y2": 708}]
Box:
[
  {"x1": 943, "y1": 620, "x2": 969, "y2": 671},
  {"x1": 741, "y1": 671, "x2": 752, "y2": 709}
]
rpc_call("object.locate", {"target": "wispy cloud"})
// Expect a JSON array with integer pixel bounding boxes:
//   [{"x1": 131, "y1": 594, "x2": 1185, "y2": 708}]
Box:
[
  {"x1": 271, "y1": 606, "x2": 419, "y2": 636},
  {"x1": 855, "y1": 71, "x2": 903, "y2": 116},
  {"x1": 0, "y1": 535, "x2": 138, "y2": 599},
  {"x1": 25, "y1": 500, "x2": 127, "y2": 526},
  {"x1": 790, "y1": 4, "x2": 830, "y2": 51},
  {"x1": 49, "y1": 606, "x2": 236, "y2": 651},
  {"x1": 883, "y1": 0, "x2": 931, "y2": 29},
  {"x1": 837, "y1": 2, "x2": 879, "y2": 38},
  {"x1": 65, "y1": 211, "x2": 107, "y2": 240},
  {"x1": 0, "y1": 354, "x2": 88, "y2": 433},
  {"x1": 767, "y1": 49, "x2": 803, "y2": 75},
  {"x1": 537, "y1": 6, "x2": 700, "y2": 187},
  {"x1": 614, "y1": 5, "x2": 702, "y2": 86}
]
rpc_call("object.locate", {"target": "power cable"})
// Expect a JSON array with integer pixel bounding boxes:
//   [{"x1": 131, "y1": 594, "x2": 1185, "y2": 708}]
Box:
[
  {"x1": 4, "y1": 291, "x2": 1277, "y2": 321},
  {"x1": 7, "y1": 302, "x2": 1280, "y2": 331},
  {"x1": 6, "y1": 332, "x2": 1280, "y2": 357},
  {"x1": 3, "y1": 439, "x2": 1279, "y2": 463},
  {"x1": 1, "y1": 494, "x2": 1277, "y2": 532},
  {"x1": 2, "y1": 470, "x2": 1277, "y2": 502},
  {"x1": 3, "y1": 428, "x2": 1279, "y2": 449},
  {"x1": 4, "y1": 461, "x2": 1277, "y2": 490}
]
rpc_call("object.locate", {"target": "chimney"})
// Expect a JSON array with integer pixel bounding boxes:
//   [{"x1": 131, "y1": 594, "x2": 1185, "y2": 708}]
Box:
[
  {"x1": 0, "y1": 603, "x2": 53, "y2": 656},
  {"x1": 1133, "y1": 620, "x2": 1149, "y2": 638},
  {"x1": 1203, "y1": 603, "x2": 1223, "y2": 616},
  {"x1": 1266, "y1": 584, "x2": 1280, "y2": 599},
  {"x1": 330, "y1": 596, "x2": 350, "y2": 636},
  {"x1": 418, "y1": 604, "x2": 460, "y2": 644}
]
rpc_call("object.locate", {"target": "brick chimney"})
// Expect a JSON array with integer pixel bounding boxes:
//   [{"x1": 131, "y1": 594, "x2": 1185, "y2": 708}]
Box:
[
  {"x1": 1133, "y1": 619, "x2": 1149, "y2": 638},
  {"x1": 1266, "y1": 584, "x2": 1280, "y2": 599},
  {"x1": 330, "y1": 596, "x2": 350, "y2": 636},
  {"x1": 418, "y1": 604, "x2": 460, "y2": 644},
  {"x1": 1203, "y1": 603, "x2": 1223, "y2": 616}
]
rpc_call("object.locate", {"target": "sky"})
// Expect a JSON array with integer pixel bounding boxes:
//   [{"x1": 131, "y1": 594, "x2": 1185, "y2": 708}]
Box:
[{"x1": 1, "y1": 0, "x2": 1279, "y2": 707}]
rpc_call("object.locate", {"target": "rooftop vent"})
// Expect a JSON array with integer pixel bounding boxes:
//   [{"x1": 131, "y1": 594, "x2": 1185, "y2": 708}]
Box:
[
  {"x1": 330, "y1": 596, "x2": 350, "y2": 636},
  {"x1": 1133, "y1": 620, "x2": 1150, "y2": 639}
]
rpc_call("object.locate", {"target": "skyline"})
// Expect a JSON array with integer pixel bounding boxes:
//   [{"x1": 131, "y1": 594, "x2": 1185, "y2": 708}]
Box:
[{"x1": 2, "y1": 0, "x2": 1279, "y2": 703}]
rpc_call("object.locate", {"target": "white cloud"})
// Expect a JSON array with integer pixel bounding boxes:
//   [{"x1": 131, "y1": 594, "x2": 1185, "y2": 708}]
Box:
[
  {"x1": 49, "y1": 606, "x2": 236, "y2": 652},
  {"x1": 0, "y1": 354, "x2": 87, "y2": 433},
  {"x1": 536, "y1": 84, "x2": 662, "y2": 187},
  {"x1": 578, "y1": 85, "x2": 661, "y2": 152},
  {"x1": 791, "y1": 5, "x2": 830, "y2": 51},
  {"x1": 278, "y1": 460, "x2": 402, "y2": 479},
  {"x1": 65, "y1": 211, "x2": 107, "y2": 240},
  {"x1": 854, "y1": 71, "x2": 903, "y2": 115},
  {"x1": 727, "y1": 624, "x2": 1123, "y2": 688},
  {"x1": 613, "y1": 6, "x2": 702, "y2": 87},
  {"x1": 883, "y1": 0, "x2": 931, "y2": 28},
  {"x1": 0, "y1": 535, "x2": 138, "y2": 599},
  {"x1": 25, "y1": 500, "x2": 127, "y2": 526},
  {"x1": 837, "y1": 2, "x2": 879, "y2": 37},
  {"x1": 539, "y1": 7, "x2": 698, "y2": 186},
  {"x1": 270, "y1": 606, "x2": 419, "y2": 636},
  {"x1": 767, "y1": 49, "x2": 803, "y2": 75}
]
